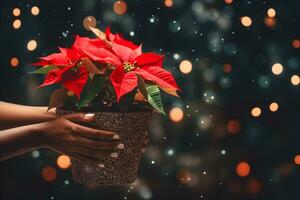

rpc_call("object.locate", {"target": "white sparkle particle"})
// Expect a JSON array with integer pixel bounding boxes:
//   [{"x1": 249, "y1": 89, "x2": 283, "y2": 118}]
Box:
[
  {"x1": 151, "y1": 160, "x2": 155, "y2": 164},
  {"x1": 129, "y1": 31, "x2": 135, "y2": 36},
  {"x1": 221, "y1": 150, "x2": 226, "y2": 155}
]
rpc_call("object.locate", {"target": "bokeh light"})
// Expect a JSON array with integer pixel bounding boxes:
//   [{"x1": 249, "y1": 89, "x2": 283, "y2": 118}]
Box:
[
  {"x1": 236, "y1": 162, "x2": 250, "y2": 177},
  {"x1": 31, "y1": 6, "x2": 40, "y2": 16},
  {"x1": 294, "y1": 155, "x2": 300, "y2": 165},
  {"x1": 164, "y1": 0, "x2": 174, "y2": 7},
  {"x1": 227, "y1": 120, "x2": 241, "y2": 135},
  {"x1": 12, "y1": 19, "x2": 21, "y2": 29},
  {"x1": 271, "y1": 63, "x2": 283, "y2": 75},
  {"x1": 179, "y1": 60, "x2": 192, "y2": 74},
  {"x1": 169, "y1": 107, "x2": 184, "y2": 122},
  {"x1": 251, "y1": 107, "x2": 261, "y2": 117},
  {"x1": 267, "y1": 8, "x2": 276, "y2": 18},
  {"x1": 223, "y1": 63, "x2": 232, "y2": 73},
  {"x1": 269, "y1": 102, "x2": 279, "y2": 112},
  {"x1": 27, "y1": 40, "x2": 38, "y2": 51},
  {"x1": 247, "y1": 179, "x2": 261, "y2": 194},
  {"x1": 113, "y1": 1, "x2": 127, "y2": 15},
  {"x1": 224, "y1": 0, "x2": 234, "y2": 4},
  {"x1": 57, "y1": 155, "x2": 71, "y2": 169},
  {"x1": 10, "y1": 57, "x2": 19, "y2": 67},
  {"x1": 292, "y1": 39, "x2": 300, "y2": 49},
  {"x1": 264, "y1": 17, "x2": 277, "y2": 27},
  {"x1": 42, "y1": 166, "x2": 57, "y2": 182},
  {"x1": 291, "y1": 75, "x2": 300, "y2": 86},
  {"x1": 176, "y1": 168, "x2": 191, "y2": 184},
  {"x1": 83, "y1": 16, "x2": 97, "y2": 31},
  {"x1": 12, "y1": 8, "x2": 21, "y2": 17},
  {"x1": 241, "y1": 16, "x2": 252, "y2": 27}
]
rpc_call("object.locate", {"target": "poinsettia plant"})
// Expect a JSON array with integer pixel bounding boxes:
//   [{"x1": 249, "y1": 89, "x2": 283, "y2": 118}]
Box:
[{"x1": 31, "y1": 26, "x2": 181, "y2": 114}]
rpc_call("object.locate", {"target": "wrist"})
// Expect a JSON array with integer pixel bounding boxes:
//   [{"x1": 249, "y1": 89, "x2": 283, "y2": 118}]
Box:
[{"x1": 29, "y1": 122, "x2": 48, "y2": 148}]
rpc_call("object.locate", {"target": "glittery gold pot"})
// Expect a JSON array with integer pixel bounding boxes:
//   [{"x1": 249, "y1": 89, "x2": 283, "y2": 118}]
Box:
[{"x1": 56, "y1": 109, "x2": 153, "y2": 186}]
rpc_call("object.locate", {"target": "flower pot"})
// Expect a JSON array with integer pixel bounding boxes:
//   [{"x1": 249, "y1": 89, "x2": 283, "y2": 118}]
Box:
[{"x1": 56, "y1": 108, "x2": 153, "y2": 186}]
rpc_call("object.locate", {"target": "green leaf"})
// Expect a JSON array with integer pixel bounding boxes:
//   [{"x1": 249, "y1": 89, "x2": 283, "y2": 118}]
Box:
[
  {"x1": 145, "y1": 84, "x2": 165, "y2": 115},
  {"x1": 30, "y1": 65, "x2": 57, "y2": 74},
  {"x1": 77, "y1": 75, "x2": 106, "y2": 110}
]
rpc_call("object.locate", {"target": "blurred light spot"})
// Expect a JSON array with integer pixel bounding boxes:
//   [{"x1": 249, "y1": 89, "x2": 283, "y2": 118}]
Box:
[
  {"x1": 247, "y1": 179, "x2": 261, "y2": 194},
  {"x1": 271, "y1": 63, "x2": 283, "y2": 75},
  {"x1": 223, "y1": 63, "x2": 232, "y2": 73},
  {"x1": 176, "y1": 168, "x2": 191, "y2": 184},
  {"x1": 173, "y1": 53, "x2": 180, "y2": 60},
  {"x1": 31, "y1": 6, "x2": 40, "y2": 16},
  {"x1": 13, "y1": 19, "x2": 21, "y2": 29},
  {"x1": 67, "y1": 90, "x2": 74, "y2": 96},
  {"x1": 264, "y1": 17, "x2": 277, "y2": 27},
  {"x1": 10, "y1": 57, "x2": 19, "y2": 67},
  {"x1": 27, "y1": 40, "x2": 37, "y2": 51},
  {"x1": 227, "y1": 120, "x2": 241, "y2": 135},
  {"x1": 251, "y1": 107, "x2": 261, "y2": 117},
  {"x1": 169, "y1": 20, "x2": 181, "y2": 33},
  {"x1": 267, "y1": 8, "x2": 276, "y2": 18},
  {"x1": 167, "y1": 149, "x2": 174, "y2": 156},
  {"x1": 57, "y1": 155, "x2": 71, "y2": 169},
  {"x1": 179, "y1": 60, "x2": 192, "y2": 74},
  {"x1": 258, "y1": 75, "x2": 271, "y2": 88},
  {"x1": 269, "y1": 102, "x2": 279, "y2": 112},
  {"x1": 291, "y1": 75, "x2": 300, "y2": 86},
  {"x1": 294, "y1": 155, "x2": 300, "y2": 165},
  {"x1": 83, "y1": 16, "x2": 97, "y2": 31},
  {"x1": 42, "y1": 166, "x2": 57, "y2": 182},
  {"x1": 236, "y1": 162, "x2": 250, "y2": 177},
  {"x1": 164, "y1": 0, "x2": 174, "y2": 7},
  {"x1": 241, "y1": 16, "x2": 252, "y2": 27},
  {"x1": 224, "y1": 0, "x2": 233, "y2": 4},
  {"x1": 113, "y1": 1, "x2": 127, "y2": 15},
  {"x1": 13, "y1": 8, "x2": 21, "y2": 17},
  {"x1": 32, "y1": 150, "x2": 40, "y2": 158},
  {"x1": 169, "y1": 107, "x2": 184, "y2": 122},
  {"x1": 292, "y1": 40, "x2": 300, "y2": 49}
]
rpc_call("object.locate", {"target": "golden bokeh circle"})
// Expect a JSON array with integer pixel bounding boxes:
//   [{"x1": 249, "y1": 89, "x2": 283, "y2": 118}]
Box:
[{"x1": 113, "y1": 1, "x2": 127, "y2": 15}]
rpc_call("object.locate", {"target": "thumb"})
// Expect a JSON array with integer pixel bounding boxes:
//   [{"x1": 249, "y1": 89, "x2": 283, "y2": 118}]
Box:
[{"x1": 63, "y1": 113, "x2": 95, "y2": 123}]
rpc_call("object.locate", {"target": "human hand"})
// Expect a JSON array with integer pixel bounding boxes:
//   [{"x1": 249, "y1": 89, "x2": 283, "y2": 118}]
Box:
[{"x1": 36, "y1": 113, "x2": 124, "y2": 166}]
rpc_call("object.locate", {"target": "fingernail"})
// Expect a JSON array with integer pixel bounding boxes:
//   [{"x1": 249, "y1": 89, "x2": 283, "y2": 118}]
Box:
[
  {"x1": 117, "y1": 143, "x2": 125, "y2": 149},
  {"x1": 112, "y1": 135, "x2": 120, "y2": 140},
  {"x1": 110, "y1": 152, "x2": 118, "y2": 158},
  {"x1": 97, "y1": 163, "x2": 105, "y2": 168},
  {"x1": 85, "y1": 113, "x2": 95, "y2": 118}
]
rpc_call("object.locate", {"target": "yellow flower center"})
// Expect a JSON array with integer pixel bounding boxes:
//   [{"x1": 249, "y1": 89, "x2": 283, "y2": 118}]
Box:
[{"x1": 124, "y1": 62, "x2": 136, "y2": 72}]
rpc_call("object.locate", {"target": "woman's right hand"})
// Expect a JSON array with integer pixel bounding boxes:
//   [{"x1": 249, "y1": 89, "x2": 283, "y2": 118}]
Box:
[{"x1": 36, "y1": 113, "x2": 124, "y2": 167}]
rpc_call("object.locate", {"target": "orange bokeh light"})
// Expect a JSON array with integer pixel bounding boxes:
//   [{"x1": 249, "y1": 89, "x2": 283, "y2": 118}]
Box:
[
  {"x1": 169, "y1": 107, "x2": 184, "y2": 122},
  {"x1": 251, "y1": 107, "x2": 261, "y2": 117},
  {"x1": 179, "y1": 60, "x2": 192, "y2": 74},
  {"x1": 241, "y1": 16, "x2": 252, "y2": 27},
  {"x1": 10, "y1": 57, "x2": 19, "y2": 67},
  {"x1": 269, "y1": 102, "x2": 279, "y2": 112},
  {"x1": 294, "y1": 155, "x2": 300, "y2": 165},
  {"x1": 267, "y1": 8, "x2": 276, "y2": 18},
  {"x1": 13, "y1": 19, "x2": 22, "y2": 29},
  {"x1": 57, "y1": 155, "x2": 71, "y2": 169},
  {"x1": 27, "y1": 40, "x2": 37, "y2": 51},
  {"x1": 291, "y1": 75, "x2": 300, "y2": 86},
  {"x1": 113, "y1": 1, "x2": 127, "y2": 15},
  {"x1": 247, "y1": 179, "x2": 261, "y2": 194},
  {"x1": 13, "y1": 8, "x2": 21, "y2": 17},
  {"x1": 176, "y1": 168, "x2": 192, "y2": 184},
  {"x1": 227, "y1": 120, "x2": 241, "y2": 135},
  {"x1": 264, "y1": 17, "x2": 277, "y2": 27},
  {"x1": 31, "y1": 6, "x2": 40, "y2": 16},
  {"x1": 83, "y1": 16, "x2": 97, "y2": 31},
  {"x1": 236, "y1": 161, "x2": 250, "y2": 177},
  {"x1": 164, "y1": 0, "x2": 174, "y2": 7},
  {"x1": 224, "y1": 0, "x2": 233, "y2": 4},
  {"x1": 42, "y1": 166, "x2": 57, "y2": 182}
]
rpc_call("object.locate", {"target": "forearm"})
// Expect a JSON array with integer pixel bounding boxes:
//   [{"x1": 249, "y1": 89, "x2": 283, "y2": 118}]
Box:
[
  {"x1": 0, "y1": 101, "x2": 56, "y2": 130},
  {"x1": 0, "y1": 123, "x2": 43, "y2": 161}
]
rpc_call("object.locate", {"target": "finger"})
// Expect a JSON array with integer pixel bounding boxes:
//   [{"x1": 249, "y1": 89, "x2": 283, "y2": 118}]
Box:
[
  {"x1": 71, "y1": 123, "x2": 117, "y2": 141},
  {"x1": 68, "y1": 152, "x2": 105, "y2": 167},
  {"x1": 63, "y1": 113, "x2": 95, "y2": 123},
  {"x1": 72, "y1": 136, "x2": 122, "y2": 150}
]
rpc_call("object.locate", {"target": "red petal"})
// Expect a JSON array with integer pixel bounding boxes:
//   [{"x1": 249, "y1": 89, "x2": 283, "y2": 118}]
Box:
[
  {"x1": 135, "y1": 53, "x2": 164, "y2": 67},
  {"x1": 105, "y1": 26, "x2": 115, "y2": 41},
  {"x1": 110, "y1": 67, "x2": 138, "y2": 101},
  {"x1": 114, "y1": 34, "x2": 140, "y2": 50},
  {"x1": 136, "y1": 67, "x2": 181, "y2": 95},
  {"x1": 82, "y1": 46, "x2": 122, "y2": 67},
  {"x1": 62, "y1": 66, "x2": 89, "y2": 99},
  {"x1": 38, "y1": 70, "x2": 62, "y2": 87},
  {"x1": 38, "y1": 52, "x2": 71, "y2": 66},
  {"x1": 112, "y1": 43, "x2": 136, "y2": 63}
]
